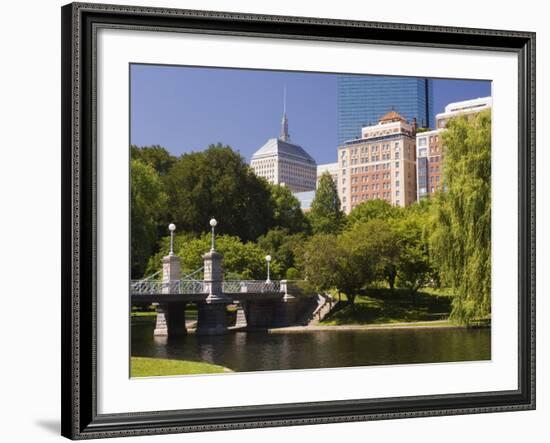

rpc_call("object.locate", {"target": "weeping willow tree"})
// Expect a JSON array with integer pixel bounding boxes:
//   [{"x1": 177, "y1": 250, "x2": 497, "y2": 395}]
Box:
[{"x1": 430, "y1": 109, "x2": 491, "y2": 324}]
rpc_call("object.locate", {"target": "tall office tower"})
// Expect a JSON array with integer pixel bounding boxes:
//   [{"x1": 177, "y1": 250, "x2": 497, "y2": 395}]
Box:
[
  {"x1": 338, "y1": 110, "x2": 417, "y2": 214},
  {"x1": 251, "y1": 105, "x2": 317, "y2": 193},
  {"x1": 337, "y1": 75, "x2": 434, "y2": 145}
]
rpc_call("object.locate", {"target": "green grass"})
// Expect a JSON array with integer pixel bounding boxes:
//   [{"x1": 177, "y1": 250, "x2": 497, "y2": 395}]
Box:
[
  {"x1": 131, "y1": 311, "x2": 157, "y2": 317},
  {"x1": 131, "y1": 306, "x2": 199, "y2": 321},
  {"x1": 131, "y1": 357, "x2": 229, "y2": 377},
  {"x1": 322, "y1": 288, "x2": 453, "y2": 326}
]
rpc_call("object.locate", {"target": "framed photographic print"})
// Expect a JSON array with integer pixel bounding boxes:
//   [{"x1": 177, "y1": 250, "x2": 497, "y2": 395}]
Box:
[{"x1": 61, "y1": 2, "x2": 536, "y2": 439}]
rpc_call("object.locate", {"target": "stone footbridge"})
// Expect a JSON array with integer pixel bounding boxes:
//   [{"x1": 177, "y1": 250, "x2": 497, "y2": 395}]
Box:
[{"x1": 131, "y1": 221, "x2": 317, "y2": 336}]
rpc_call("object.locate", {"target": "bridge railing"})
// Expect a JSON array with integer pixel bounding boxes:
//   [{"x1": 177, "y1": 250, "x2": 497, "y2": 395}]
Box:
[
  {"x1": 130, "y1": 279, "x2": 208, "y2": 295},
  {"x1": 222, "y1": 280, "x2": 281, "y2": 294},
  {"x1": 130, "y1": 279, "x2": 288, "y2": 295}
]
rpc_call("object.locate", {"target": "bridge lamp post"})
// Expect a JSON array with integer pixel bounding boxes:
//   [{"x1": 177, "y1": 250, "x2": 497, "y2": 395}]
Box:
[
  {"x1": 265, "y1": 254, "x2": 272, "y2": 283},
  {"x1": 209, "y1": 218, "x2": 218, "y2": 252},
  {"x1": 168, "y1": 223, "x2": 176, "y2": 256}
]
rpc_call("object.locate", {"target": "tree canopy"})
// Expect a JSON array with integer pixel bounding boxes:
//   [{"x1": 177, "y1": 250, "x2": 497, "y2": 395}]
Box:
[
  {"x1": 256, "y1": 227, "x2": 306, "y2": 279},
  {"x1": 430, "y1": 109, "x2": 491, "y2": 323},
  {"x1": 163, "y1": 144, "x2": 275, "y2": 242},
  {"x1": 130, "y1": 145, "x2": 176, "y2": 176},
  {"x1": 130, "y1": 159, "x2": 168, "y2": 278},
  {"x1": 269, "y1": 184, "x2": 310, "y2": 234},
  {"x1": 308, "y1": 171, "x2": 344, "y2": 234},
  {"x1": 347, "y1": 199, "x2": 401, "y2": 226},
  {"x1": 147, "y1": 233, "x2": 272, "y2": 281}
]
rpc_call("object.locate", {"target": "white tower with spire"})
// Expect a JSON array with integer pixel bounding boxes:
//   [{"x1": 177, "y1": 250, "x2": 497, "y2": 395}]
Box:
[
  {"x1": 279, "y1": 87, "x2": 290, "y2": 142},
  {"x1": 250, "y1": 87, "x2": 317, "y2": 193}
]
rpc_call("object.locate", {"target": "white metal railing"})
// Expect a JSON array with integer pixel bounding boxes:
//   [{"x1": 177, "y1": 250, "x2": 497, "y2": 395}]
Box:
[
  {"x1": 131, "y1": 279, "x2": 284, "y2": 295},
  {"x1": 130, "y1": 279, "x2": 208, "y2": 295},
  {"x1": 222, "y1": 280, "x2": 281, "y2": 294}
]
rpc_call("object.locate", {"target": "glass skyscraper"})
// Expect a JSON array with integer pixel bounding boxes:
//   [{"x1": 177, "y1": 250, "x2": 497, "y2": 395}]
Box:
[{"x1": 337, "y1": 75, "x2": 434, "y2": 145}]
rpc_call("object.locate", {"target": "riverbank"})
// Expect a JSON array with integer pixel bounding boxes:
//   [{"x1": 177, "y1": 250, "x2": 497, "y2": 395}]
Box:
[
  {"x1": 268, "y1": 319, "x2": 471, "y2": 333},
  {"x1": 131, "y1": 356, "x2": 232, "y2": 377},
  {"x1": 320, "y1": 289, "x2": 454, "y2": 326}
]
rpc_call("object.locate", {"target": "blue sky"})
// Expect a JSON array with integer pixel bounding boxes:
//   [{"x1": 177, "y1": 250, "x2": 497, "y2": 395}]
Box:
[{"x1": 130, "y1": 64, "x2": 490, "y2": 165}]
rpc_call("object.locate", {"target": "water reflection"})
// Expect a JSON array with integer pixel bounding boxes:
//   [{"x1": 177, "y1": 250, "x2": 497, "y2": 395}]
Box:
[{"x1": 131, "y1": 324, "x2": 491, "y2": 373}]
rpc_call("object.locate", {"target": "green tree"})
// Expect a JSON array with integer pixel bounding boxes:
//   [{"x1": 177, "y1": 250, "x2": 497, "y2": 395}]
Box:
[
  {"x1": 430, "y1": 109, "x2": 491, "y2": 324},
  {"x1": 256, "y1": 227, "x2": 307, "y2": 277},
  {"x1": 299, "y1": 228, "x2": 379, "y2": 306},
  {"x1": 335, "y1": 229, "x2": 379, "y2": 305},
  {"x1": 395, "y1": 213, "x2": 435, "y2": 299},
  {"x1": 298, "y1": 233, "x2": 340, "y2": 294},
  {"x1": 163, "y1": 144, "x2": 275, "y2": 242},
  {"x1": 347, "y1": 199, "x2": 401, "y2": 227},
  {"x1": 308, "y1": 172, "x2": 344, "y2": 234},
  {"x1": 269, "y1": 184, "x2": 311, "y2": 234},
  {"x1": 131, "y1": 159, "x2": 168, "y2": 278},
  {"x1": 130, "y1": 145, "x2": 176, "y2": 176},
  {"x1": 343, "y1": 219, "x2": 401, "y2": 293},
  {"x1": 146, "y1": 233, "x2": 271, "y2": 280}
]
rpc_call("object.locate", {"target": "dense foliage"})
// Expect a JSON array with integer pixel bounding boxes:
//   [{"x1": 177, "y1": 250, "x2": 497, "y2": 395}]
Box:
[
  {"x1": 308, "y1": 172, "x2": 344, "y2": 234},
  {"x1": 299, "y1": 204, "x2": 434, "y2": 305},
  {"x1": 430, "y1": 109, "x2": 492, "y2": 324},
  {"x1": 130, "y1": 159, "x2": 168, "y2": 278},
  {"x1": 163, "y1": 144, "x2": 275, "y2": 242}
]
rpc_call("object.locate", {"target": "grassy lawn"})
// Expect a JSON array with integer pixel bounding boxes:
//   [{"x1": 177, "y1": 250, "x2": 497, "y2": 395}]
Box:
[
  {"x1": 322, "y1": 288, "x2": 453, "y2": 326},
  {"x1": 131, "y1": 357, "x2": 229, "y2": 377},
  {"x1": 131, "y1": 306, "x2": 199, "y2": 321},
  {"x1": 131, "y1": 310, "x2": 157, "y2": 317}
]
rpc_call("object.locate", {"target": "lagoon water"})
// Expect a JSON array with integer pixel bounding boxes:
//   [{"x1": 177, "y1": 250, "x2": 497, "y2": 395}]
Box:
[{"x1": 131, "y1": 324, "x2": 491, "y2": 372}]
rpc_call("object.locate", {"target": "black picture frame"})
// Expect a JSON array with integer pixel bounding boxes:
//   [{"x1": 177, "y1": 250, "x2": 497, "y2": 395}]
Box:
[{"x1": 61, "y1": 2, "x2": 536, "y2": 439}]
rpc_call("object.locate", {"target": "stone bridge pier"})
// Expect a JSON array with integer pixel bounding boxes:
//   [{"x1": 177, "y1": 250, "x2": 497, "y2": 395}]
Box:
[
  {"x1": 196, "y1": 249, "x2": 231, "y2": 336},
  {"x1": 243, "y1": 281, "x2": 305, "y2": 329},
  {"x1": 154, "y1": 254, "x2": 187, "y2": 337}
]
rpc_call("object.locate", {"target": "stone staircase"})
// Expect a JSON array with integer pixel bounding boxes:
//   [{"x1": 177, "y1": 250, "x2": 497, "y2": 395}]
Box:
[{"x1": 298, "y1": 294, "x2": 339, "y2": 326}]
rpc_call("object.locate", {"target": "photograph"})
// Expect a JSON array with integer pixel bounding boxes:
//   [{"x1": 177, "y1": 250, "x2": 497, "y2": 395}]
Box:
[
  {"x1": 58, "y1": 2, "x2": 536, "y2": 439},
  {"x1": 129, "y1": 64, "x2": 493, "y2": 378}
]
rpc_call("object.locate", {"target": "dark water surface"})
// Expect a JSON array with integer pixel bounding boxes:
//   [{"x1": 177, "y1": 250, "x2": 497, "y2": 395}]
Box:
[{"x1": 131, "y1": 323, "x2": 491, "y2": 372}]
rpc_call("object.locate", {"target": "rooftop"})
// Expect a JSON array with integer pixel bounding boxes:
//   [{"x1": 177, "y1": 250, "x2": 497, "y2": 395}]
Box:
[
  {"x1": 379, "y1": 109, "x2": 407, "y2": 124},
  {"x1": 440, "y1": 96, "x2": 492, "y2": 115},
  {"x1": 251, "y1": 138, "x2": 316, "y2": 164}
]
